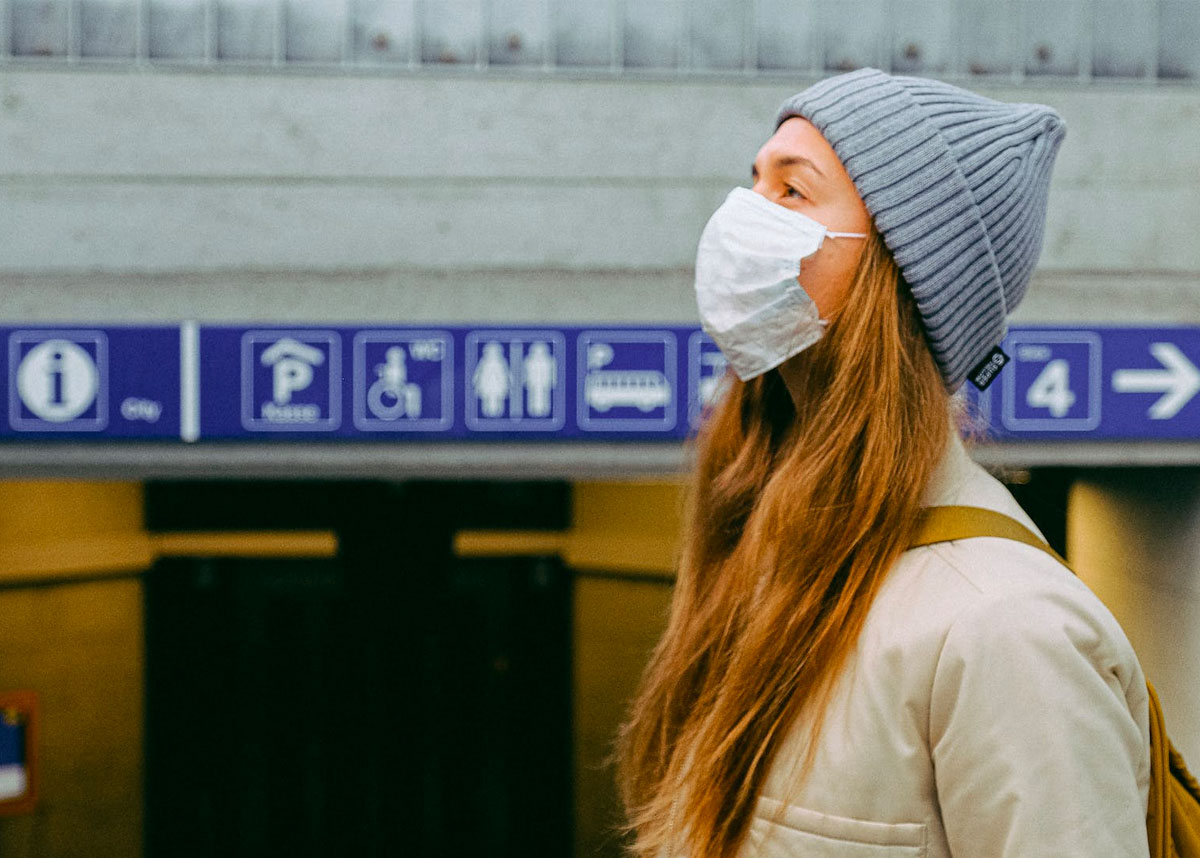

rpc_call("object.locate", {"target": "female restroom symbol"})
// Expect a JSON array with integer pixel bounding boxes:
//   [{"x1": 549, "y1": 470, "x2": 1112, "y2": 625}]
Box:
[{"x1": 473, "y1": 342, "x2": 511, "y2": 418}]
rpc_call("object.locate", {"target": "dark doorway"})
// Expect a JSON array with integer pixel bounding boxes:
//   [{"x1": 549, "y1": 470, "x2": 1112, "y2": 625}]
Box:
[
  {"x1": 1000, "y1": 467, "x2": 1073, "y2": 558},
  {"x1": 144, "y1": 481, "x2": 572, "y2": 858}
]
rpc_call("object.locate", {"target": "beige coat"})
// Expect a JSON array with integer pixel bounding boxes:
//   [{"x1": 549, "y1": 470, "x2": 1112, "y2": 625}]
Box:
[{"x1": 743, "y1": 435, "x2": 1152, "y2": 857}]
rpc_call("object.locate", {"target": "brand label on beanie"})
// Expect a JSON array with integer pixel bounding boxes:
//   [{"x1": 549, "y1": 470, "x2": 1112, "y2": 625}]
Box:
[{"x1": 968, "y1": 346, "x2": 1009, "y2": 391}]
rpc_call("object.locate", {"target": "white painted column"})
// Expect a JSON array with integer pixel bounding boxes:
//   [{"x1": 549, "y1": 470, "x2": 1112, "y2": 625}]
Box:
[{"x1": 1069, "y1": 469, "x2": 1200, "y2": 762}]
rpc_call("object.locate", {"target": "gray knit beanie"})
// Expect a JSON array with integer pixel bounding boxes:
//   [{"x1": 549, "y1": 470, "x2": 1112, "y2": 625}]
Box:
[{"x1": 775, "y1": 68, "x2": 1067, "y2": 390}]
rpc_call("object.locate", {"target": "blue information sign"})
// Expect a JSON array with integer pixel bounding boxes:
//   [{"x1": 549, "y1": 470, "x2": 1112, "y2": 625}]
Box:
[
  {"x1": 4, "y1": 324, "x2": 1200, "y2": 442},
  {"x1": 0, "y1": 711, "x2": 26, "y2": 802},
  {"x1": 972, "y1": 327, "x2": 1200, "y2": 440},
  {"x1": 0, "y1": 327, "x2": 180, "y2": 439},
  {"x1": 240, "y1": 330, "x2": 341, "y2": 432},
  {"x1": 197, "y1": 325, "x2": 693, "y2": 440}
]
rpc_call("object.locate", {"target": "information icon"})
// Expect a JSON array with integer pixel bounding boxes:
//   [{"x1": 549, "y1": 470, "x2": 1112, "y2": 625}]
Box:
[{"x1": 8, "y1": 332, "x2": 108, "y2": 432}]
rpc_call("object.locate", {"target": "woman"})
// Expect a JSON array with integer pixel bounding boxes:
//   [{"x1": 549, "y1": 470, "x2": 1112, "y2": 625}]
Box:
[{"x1": 617, "y1": 68, "x2": 1150, "y2": 857}]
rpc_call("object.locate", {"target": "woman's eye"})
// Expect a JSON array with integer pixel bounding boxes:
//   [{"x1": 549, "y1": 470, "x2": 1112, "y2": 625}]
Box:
[{"x1": 785, "y1": 186, "x2": 805, "y2": 199}]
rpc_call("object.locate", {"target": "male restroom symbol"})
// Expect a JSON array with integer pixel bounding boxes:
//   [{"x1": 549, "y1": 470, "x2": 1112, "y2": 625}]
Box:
[
  {"x1": 523, "y1": 342, "x2": 556, "y2": 418},
  {"x1": 473, "y1": 342, "x2": 510, "y2": 418}
]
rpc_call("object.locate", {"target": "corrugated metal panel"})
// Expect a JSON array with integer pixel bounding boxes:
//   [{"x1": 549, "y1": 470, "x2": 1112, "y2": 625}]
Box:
[{"x1": 0, "y1": 0, "x2": 1195, "y2": 82}]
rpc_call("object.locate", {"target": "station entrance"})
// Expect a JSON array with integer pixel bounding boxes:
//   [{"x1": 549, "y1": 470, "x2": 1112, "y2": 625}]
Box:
[
  {"x1": 0, "y1": 463, "x2": 1197, "y2": 858},
  {"x1": 143, "y1": 480, "x2": 573, "y2": 858}
]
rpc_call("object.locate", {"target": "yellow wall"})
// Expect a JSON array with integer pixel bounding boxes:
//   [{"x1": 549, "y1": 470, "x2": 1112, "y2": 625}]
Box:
[
  {"x1": 572, "y1": 481, "x2": 681, "y2": 858},
  {"x1": 0, "y1": 482, "x2": 147, "y2": 858},
  {"x1": 1068, "y1": 472, "x2": 1200, "y2": 763},
  {"x1": 572, "y1": 481, "x2": 683, "y2": 858},
  {"x1": 574, "y1": 574, "x2": 673, "y2": 858}
]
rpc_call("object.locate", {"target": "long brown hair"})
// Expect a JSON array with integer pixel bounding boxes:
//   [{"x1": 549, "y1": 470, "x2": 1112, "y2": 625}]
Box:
[{"x1": 616, "y1": 228, "x2": 952, "y2": 858}]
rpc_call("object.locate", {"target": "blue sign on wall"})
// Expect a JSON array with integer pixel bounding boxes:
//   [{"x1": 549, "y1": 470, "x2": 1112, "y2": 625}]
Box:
[
  {"x1": 577, "y1": 330, "x2": 676, "y2": 432},
  {"x1": 1000, "y1": 331, "x2": 1102, "y2": 431},
  {"x1": 354, "y1": 330, "x2": 455, "y2": 433},
  {"x1": 240, "y1": 330, "x2": 342, "y2": 432},
  {"x1": 3, "y1": 324, "x2": 1200, "y2": 442},
  {"x1": 464, "y1": 330, "x2": 566, "y2": 432},
  {"x1": 0, "y1": 327, "x2": 179, "y2": 439},
  {"x1": 0, "y1": 710, "x2": 26, "y2": 802},
  {"x1": 973, "y1": 327, "x2": 1200, "y2": 440}
]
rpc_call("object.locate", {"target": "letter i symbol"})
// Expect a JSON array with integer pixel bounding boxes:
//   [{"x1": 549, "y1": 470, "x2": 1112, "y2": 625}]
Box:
[{"x1": 48, "y1": 349, "x2": 66, "y2": 406}]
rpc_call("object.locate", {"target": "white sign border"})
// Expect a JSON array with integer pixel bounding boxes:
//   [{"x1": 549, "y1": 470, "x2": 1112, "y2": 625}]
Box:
[
  {"x1": 240, "y1": 330, "x2": 342, "y2": 432},
  {"x1": 464, "y1": 330, "x2": 567, "y2": 432},
  {"x1": 8, "y1": 330, "x2": 109, "y2": 433},
  {"x1": 577, "y1": 330, "x2": 678, "y2": 433},
  {"x1": 1001, "y1": 330, "x2": 1103, "y2": 432}
]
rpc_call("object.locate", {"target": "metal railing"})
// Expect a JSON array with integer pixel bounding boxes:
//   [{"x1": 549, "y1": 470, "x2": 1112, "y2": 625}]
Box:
[{"x1": 0, "y1": 0, "x2": 1196, "y2": 82}]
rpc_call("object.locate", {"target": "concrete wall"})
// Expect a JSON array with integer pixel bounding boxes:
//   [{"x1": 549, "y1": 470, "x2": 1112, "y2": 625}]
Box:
[{"x1": 1, "y1": 68, "x2": 1197, "y2": 328}]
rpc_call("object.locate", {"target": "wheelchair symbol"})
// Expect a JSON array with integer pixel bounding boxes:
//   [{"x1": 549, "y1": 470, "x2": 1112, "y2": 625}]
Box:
[{"x1": 367, "y1": 346, "x2": 422, "y2": 420}]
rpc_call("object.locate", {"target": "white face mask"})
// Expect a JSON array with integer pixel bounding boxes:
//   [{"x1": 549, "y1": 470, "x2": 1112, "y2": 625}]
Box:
[{"x1": 694, "y1": 186, "x2": 867, "y2": 381}]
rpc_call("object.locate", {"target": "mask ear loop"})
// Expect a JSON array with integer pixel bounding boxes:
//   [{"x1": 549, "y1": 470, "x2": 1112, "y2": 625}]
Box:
[{"x1": 825, "y1": 231, "x2": 869, "y2": 239}]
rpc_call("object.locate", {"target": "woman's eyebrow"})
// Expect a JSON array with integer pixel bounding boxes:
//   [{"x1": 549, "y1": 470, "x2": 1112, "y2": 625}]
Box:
[
  {"x1": 775, "y1": 154, "x2": 826, "y2": 179},
  {"x1": 750, "y1": 155, "x2": 827, "y2": 181}
]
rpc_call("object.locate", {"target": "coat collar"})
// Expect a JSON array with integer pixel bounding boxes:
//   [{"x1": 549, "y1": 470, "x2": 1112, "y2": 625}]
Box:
[{"x1": 920, "y1": 429, "x2": 1046, "y2": 539}]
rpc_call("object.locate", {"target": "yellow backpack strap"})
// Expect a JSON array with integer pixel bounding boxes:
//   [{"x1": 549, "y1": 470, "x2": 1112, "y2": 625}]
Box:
[
  {"x1": 1147, "y1": 682, "x2": 1171, "y2": 857},
  {"x1": 910, "y1": 504, "x2": 1067, "y2": 567}
]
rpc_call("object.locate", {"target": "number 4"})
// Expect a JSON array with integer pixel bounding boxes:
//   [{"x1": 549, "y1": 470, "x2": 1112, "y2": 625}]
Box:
[{"x1": 1026, "y1": 359, "x2": 1076, "y2": 418}]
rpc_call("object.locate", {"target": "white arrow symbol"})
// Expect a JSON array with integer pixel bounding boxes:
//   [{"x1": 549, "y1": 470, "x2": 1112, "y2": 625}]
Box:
[{"x1": 1112, "y1": 342, "x2": 1200, "y2": 420}]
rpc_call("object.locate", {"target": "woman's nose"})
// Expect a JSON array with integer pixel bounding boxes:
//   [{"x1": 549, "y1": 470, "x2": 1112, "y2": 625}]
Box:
[{"x1": 751, "y1": 178, "x2": 775, "y2": 201}]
